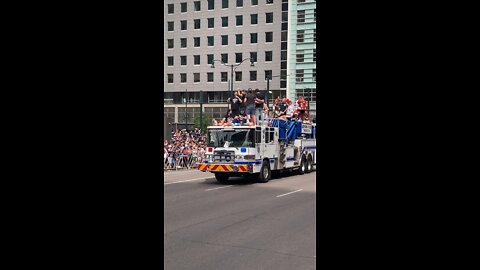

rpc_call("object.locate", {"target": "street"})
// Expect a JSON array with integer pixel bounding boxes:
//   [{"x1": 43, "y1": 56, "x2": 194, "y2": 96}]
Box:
[{"x1": 164, "y1": 168, "x2": 316, "y2": 270}]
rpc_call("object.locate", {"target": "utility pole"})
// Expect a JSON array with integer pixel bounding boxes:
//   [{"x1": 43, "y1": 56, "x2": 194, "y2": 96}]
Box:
[
  {"x1": 184, "y1": 88, "x2": 187, "y2": 130},
  {"x1": 199, "y1": 90, "x2": 203, "y2": 133}
]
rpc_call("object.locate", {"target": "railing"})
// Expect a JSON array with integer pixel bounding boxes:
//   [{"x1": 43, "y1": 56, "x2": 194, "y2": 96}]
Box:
[{"x1": 164, "y1": 152, "x2": 206, "y2": 171}]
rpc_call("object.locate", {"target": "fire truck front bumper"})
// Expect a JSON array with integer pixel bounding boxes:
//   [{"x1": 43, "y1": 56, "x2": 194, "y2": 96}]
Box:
[{"x1": 198, "y1": 163, "x2": 252, "y2": 173}]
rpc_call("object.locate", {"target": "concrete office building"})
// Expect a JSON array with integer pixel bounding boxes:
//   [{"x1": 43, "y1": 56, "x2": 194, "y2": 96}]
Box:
[
  {"x1": 287, "y1": 0, "x2": 316, "y2": 119},
  {"x1": 164, "y1": 0, "x2": 286, "y2": 130}
]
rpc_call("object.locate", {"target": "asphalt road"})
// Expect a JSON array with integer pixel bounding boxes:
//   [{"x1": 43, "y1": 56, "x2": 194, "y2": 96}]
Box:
[{"x1": 164, "y1": 167, "x2": 316, "y2": 270}]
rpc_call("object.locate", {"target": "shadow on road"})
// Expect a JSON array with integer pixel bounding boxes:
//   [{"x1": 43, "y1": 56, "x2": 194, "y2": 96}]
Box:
[{"x1": 201, "y1": 167, "x2": 316, "y2": 186}]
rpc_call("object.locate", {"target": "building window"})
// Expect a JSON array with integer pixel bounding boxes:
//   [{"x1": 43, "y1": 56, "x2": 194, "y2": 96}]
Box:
[
  {"x1": 296, "y1": 70, "x2": 304, "y2": 82},
  {"x1": 222, "y1": 16, "x2": 228, "y2": 27},
  {"x1": 168, "y1": 74, "x2": 174, "y2": 83},
  {"x1": 194, "y1": 73, "x2": 200, "y2": 83},
  {"x1": 208, "y1": 36, "x2": 214, "y2": 46},
  {"x1": 221, "y1": 53, "x2": 228, "y2": 63},
  {"x1": 313, "y1": 49, "x2": 316, "y2": 62},
  {"x1": 282, "y1": 11, "x2": 288, "y2": 22},
  {"x1": 236, "y1": 34, "x2": 243, "y2": 44},
  {"x1": 265, "y1": 32, "x2": 273, "y2": 43},
  {"x1": 250, "y1": 71, "x2": 257, "y2": 81},
  {"x1": 167, "y1": 39, "x2": 174, "y2": 49},
  {"x1": 168, "y1": 56, "x2": 174, "y2": 66},
  {"x1": 167, "y1": 21, "x2": 174, "y2": 31},
  {"x1": 313, "y1": 29, "x2": 316, "y2": 42},
  {"x1": 194, "y1": 55, "x2": 200, "y2": 65},
  {"x1": 235, "y1": 71, "x2": 242, "y2": 81},
  {"x1": 236, "y1": 53, "x2": 243, "y2": 63},
  {"x1": 207, "y1": 54, "x2": 214, "y2": 64},
  {"x1": 296, "y1": 50, "x2": 304, "y2": 63},
  {"x1": 221, "y1": 72, "x2": 228, "y2": 82},
  {"x1": 266, "y1": 0, "x2": 273, "y2": 4},
  {"x1": 181, "y1": 56, "x2": 187, "y2": 65},
  {"x1": 281, "y1": 31, "x2": 287, "y2": 42},
  {"x1": 181, "y1": 20, "x2": 187, "y2": 30},
  {"x1": 180, "y1": 38, "x2": 187, "y2": 48},
  {"x1": 281, "y1": 51, "x2": 287, "y2": 61},
  {"x1": 281, "y1": 61, "x2": 287, "y2": 69},
  {"x1": 252, "y1": 0, "x2": 258, "y2": 6},
  {"x1": 298, "y1": 0, "x2": 305, "y2": 2},
  {"x1": 208, "y1": 0, "x2": 215, "y2": 10},
  {"x1": 314, "y1": 9, "x2": 316, "y2": 22},
  {"x1": 251, "y1": 14, "x2": 258, "y2": 25},
  {"x1": 297, "y1": 30, "x2": 304, "y2": 42},
  {"x1": 250, "y1": 52, "x2": 257, "y2": 62},
  {"x1": 194, "y1": 1, "x2": 201, "y2": 11},
  {"x1": 207, "y1": 72, "x2": 214, "y2": 82},
  {"x1": 265, "y1": 70, "x2": 272, "y2": 80},
  {"x1": 313, "y1": 69, "x2": 316, "y2": 81},
  {"x1": 167, "y1": 4, "x2": 174, "y2": 14},
  {"x1": 237, "y1": 0, "x2": 244, "y2": 7},
  {"x1": 266, "y1": 12, "x2": 273, "y2": 23},
  {"x1": 265, "y1": 51, "x2": 273, "y2": 62},
  {"x1": 221, "y1": 35, "x2": 228, "y2": 45},
  {"x1": 222, "y1": 0, "x2": 229, "y2": 8},
  {"x1": 181, "y1": 2, "x2": 187, "y2": 12},
  {"x1": 194, "y1": 19, "x2": 200, "y2": 29},
  {"x1": 181, "y1": 73, "x2": 187, "y2": 83},
  {"x1": 250, "y1": 33, "x2": 258, "y2": 43},
  {"x1": 236, "y1": 15, "x2": 243, "y2": 26},
  {"x1": 297, "y1": 10, "x2": 305, "y2": 23},
  {"x1": 194, "y1": 37, "x2": 200, "y2": 47},
  {"x1": 208, "y1": 18, "x2": 214, "y2": 28},
  {"x1": 281, "y1": 41, "x2": 287, "y2": 50}
]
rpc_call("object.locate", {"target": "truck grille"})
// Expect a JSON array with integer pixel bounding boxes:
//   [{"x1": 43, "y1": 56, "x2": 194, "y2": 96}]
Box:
[{"x1": 213, "y1": 150, "x2": 235, "y2": 163}]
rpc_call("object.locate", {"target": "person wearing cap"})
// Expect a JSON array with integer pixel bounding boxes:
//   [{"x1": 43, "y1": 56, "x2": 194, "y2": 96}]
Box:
[
  {"x1": 254, "y1": 88, "x2": 265, "y2": 122},
  {"x1": 244, "y1": 89, "x2": 257, "y2": 125}
]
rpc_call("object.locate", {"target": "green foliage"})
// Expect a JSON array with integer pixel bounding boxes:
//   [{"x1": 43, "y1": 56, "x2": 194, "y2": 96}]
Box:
[{"x1": 193, "y1": 115, "x2": 210, "y2": 133}]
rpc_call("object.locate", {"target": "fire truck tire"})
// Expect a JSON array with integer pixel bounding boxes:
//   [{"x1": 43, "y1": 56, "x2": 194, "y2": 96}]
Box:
[
  {"x1": 298, "y1": 155, "x2": 306, "y2": 175},
  {"x1": 258, "y1": 160, "x2": 271, "y2": 183},
  {"x1": 306, "y1": 155, "x2": 313, "y2": 173},
  {"x1": 215, "y1": 173, "x2": 229, "y2": 182}
]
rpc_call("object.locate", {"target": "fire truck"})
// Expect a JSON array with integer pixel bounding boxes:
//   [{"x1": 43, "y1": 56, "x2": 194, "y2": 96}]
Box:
[{"x1": 197, "y1": 118, "x2": 316, "y2": 182}]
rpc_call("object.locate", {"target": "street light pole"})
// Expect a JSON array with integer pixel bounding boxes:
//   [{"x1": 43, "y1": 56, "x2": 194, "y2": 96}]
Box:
[
  {"x1": 184, "y1": 88, "x2": 187, "y2": 130},
  {"x1": 211, "y1": 58, "x2": 255, "y2": 111}
]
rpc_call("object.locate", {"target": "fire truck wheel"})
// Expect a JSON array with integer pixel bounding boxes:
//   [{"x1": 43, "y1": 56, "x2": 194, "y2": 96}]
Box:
[
  {"x1": 306, "y1": 155, "x2": 313, "y2": 173},
  {"x1": 258, "y1": 160, "x2": 271, "y2": 183},
  {"x1": 215, "y1": 173, "x2": 229, "y2": 182},
  {"x1": 298, "y1": 156, "x2": 306, "y2": 175}
]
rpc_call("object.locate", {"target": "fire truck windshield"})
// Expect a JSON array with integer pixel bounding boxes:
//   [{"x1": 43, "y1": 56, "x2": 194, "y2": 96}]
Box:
[{"x1": 207, "y1": 129, "x2": 255, "y2": 148}]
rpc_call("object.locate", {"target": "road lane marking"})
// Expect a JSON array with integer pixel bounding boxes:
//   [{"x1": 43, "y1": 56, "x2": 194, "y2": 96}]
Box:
[
  {"x1": 205, "y1": 185, "x2": 233, "y2": 191},
  {"x1": 164, "y1": 177, "x2": 212, "y2": 185},
  {"x1": 276, "y1": 189, "x2": 303, "y2": 198}
]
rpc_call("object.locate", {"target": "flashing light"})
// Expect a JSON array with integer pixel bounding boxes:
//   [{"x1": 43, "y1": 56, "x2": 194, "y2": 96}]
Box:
[
  {"x1": 207, "y1": 147, "x2": 213, "y2": 152},
  {"x1": 241, "y1": 148, "x2": 247, "y2": 153}
]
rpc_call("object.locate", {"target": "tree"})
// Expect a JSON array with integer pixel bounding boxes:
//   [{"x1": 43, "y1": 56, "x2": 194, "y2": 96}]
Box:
[{"x1": 193, "y1": 115, "x2": 211, "y2": 134}]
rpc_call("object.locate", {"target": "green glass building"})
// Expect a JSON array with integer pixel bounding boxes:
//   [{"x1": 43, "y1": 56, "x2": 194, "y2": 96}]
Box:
[{"x1": 287, "y1": 0, "x2": 316, "y2": 119}]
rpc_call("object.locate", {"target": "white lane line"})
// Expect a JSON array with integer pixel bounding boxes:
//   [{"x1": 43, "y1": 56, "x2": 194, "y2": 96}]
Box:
[
  {"x1": 205, "y1": 185, "x2": 233, "y2": 191},
  {"x1": 164, "y1": 177, "x2": 211, "y2": 185},
  {"x1": 276, "y1": 189, "x2": 303, "y2": 198}
]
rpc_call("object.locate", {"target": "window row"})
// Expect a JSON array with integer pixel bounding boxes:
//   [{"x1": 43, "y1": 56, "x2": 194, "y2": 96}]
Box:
[
  {"x1": 167, "y1": 51, "x2": 274, "y2": 67},
  {"x1": 167, "y1": 70, "x2": 274, "y2": 83},
  {"x1": 166, "y1": 32, "x2": 273, "y2": 48},
  {"x1": 295, "y1": 49, "x2": 317, "y2": 63},
  {"x1": 167, "y1": 0, "x2": 274, "y2": 14},
  {"x1": 296, "y1": 29, "x2": 316, "y2": 43},
  {"x1": 297, "y1": 9, "x2": 316, "y2": 23},
  {"x1": 167, "y1": 14, "x2": 274, "y2": 31},
  {"x1": 295, "y1": 69, "x2": 317, "y2": 82}
]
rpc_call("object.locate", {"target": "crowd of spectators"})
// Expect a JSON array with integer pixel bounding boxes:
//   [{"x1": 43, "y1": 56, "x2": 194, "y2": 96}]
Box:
[
  {"x1": 213, "y1": 88, "x2": 311, "y2": 126},
  {"x1": 164, "y1": 128, "x2": 207, "y2": 169}
]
